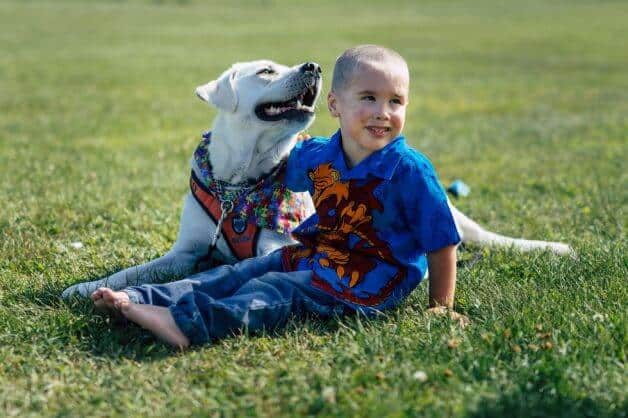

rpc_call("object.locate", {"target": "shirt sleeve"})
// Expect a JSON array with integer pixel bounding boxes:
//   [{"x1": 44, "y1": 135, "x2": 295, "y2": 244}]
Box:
[
  {"x1": 284, "y1": 138, "x2": 321, "y2": 192},
  {"x1": 404, "y1": 159, "x2": 461, "y2": 253}
]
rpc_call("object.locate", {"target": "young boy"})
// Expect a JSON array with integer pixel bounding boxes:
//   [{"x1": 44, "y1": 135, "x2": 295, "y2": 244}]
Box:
[{"x1": 92, "y1": 45, "x2": 464, "y2": 348}]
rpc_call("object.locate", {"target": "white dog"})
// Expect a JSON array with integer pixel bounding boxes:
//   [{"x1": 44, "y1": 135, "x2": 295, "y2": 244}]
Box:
[{"x1": 62, "y1": 60, "x2": 571, "y2": 299}]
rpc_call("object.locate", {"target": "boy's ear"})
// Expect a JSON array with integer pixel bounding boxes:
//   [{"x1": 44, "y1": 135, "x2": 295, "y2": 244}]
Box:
[
  {"x1": 195, "y1": 68, "x2": 239, "y2": 112},
  {"x1": 327, "y1": 92, "x2": 339, "y2": 118}
]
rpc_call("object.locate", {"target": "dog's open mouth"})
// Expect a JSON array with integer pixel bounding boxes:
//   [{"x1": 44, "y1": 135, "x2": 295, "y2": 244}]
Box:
[{"x1": 255, "y1": 82, "x2": 319, "y2": 122}]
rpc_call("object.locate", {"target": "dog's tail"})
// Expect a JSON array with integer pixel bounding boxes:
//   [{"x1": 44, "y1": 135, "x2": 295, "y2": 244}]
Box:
[{"x1": 449, "y1": 204, "x2": 574, "y2": 256}]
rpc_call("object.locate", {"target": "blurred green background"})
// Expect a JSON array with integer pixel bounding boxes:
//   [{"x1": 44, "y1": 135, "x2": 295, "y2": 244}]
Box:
[{"x1": 0, "y1": 1, "x2": 626, "y2": 417}]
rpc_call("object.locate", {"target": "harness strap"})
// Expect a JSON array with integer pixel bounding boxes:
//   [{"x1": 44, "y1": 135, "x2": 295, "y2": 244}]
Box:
[{"x1": 190, "y1": 170, "x2": 259, "y2": 260}]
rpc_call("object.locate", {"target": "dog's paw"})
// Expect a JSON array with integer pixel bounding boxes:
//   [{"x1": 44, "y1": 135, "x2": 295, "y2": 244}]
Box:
[
  {"x1": 62, "y1": 281, "x2": 101, "y2": 299},
  {"x1": 61, "y1": 283, "x2": 86, "y2": 299}
]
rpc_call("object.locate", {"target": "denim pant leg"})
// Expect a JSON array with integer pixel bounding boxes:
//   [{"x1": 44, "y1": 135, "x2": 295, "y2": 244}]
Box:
[
  {"x1": 169, "y1": 270, "x2": 342, "y2": 346},
  {"x1": 124, "y1": 251, "x2": 284, "y2": 306}
]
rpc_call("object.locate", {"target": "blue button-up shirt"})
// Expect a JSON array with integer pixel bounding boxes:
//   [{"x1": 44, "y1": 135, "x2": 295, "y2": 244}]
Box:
[{"x1": 282, "y1": 130, "x2": 460, "y2": 312}]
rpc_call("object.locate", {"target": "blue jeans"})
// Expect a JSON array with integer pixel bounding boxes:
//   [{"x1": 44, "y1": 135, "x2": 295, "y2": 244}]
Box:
[{"x1": 124, "y1": 251, "x2": 345, "y2": 346}]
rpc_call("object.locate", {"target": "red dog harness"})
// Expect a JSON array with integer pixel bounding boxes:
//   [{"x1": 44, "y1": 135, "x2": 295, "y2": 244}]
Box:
[
  {"x1": 190, "y1": 132, "x2": 309, "y2": 265},
  {"x1": 190, "y1": 170, "x2": 259, "y2": 260}
]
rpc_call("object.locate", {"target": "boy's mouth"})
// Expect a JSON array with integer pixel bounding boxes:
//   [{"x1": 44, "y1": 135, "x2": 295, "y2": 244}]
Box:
[{"x1": 366, "y1": 126, "x2": 391, "y2": 137}]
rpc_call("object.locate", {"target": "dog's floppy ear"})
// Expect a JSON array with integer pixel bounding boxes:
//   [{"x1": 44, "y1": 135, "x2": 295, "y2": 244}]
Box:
[{"x1": 195, "y1": 68, "x2": 238, "y2": 112}]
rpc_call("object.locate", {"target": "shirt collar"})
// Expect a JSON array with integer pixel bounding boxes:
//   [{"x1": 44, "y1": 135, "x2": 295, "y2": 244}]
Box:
[{"x1": 329, "y1": 129, "x2": 405, "y2": 180}]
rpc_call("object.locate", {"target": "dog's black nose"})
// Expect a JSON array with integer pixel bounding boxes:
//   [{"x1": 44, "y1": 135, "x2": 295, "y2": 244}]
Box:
[{"x1": 300, "y1": 62, "x2": 321, "y2": 75}]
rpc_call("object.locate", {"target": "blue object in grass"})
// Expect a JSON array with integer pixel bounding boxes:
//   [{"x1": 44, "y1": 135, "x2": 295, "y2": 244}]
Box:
[{"x1": 447, "y1": 179, "x2": 470, "y2": 198}]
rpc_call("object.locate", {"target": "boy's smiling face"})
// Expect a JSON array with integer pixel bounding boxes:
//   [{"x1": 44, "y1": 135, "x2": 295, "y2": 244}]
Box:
[{"x1": 328, "y1": 60, "x2": 409, "y2": 167}]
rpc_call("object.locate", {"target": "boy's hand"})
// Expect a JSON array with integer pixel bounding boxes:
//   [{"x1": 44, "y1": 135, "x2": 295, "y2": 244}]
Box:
[
  {"x1": 426, "y1": 306, "x2": 470, "y2": 328},
  {"x1": 296, "y1": 132, "x2": 311, "y2": 141}
]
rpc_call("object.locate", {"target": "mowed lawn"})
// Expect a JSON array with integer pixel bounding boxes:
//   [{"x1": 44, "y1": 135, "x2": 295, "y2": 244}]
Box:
[{"x1": 0, "y1": 0, "x2": 626, "y2": 416}]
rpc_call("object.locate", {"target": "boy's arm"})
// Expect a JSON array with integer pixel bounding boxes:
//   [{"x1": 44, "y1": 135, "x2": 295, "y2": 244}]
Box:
[
  {"x1": 427, "y1": 244, "x2": 457, "y2": 308},
  {"x1": 427, "y1": 244, "x2": 469, "y2": 327}
]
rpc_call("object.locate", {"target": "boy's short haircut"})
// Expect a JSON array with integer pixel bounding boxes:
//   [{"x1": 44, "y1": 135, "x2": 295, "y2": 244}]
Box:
[{"x1": 331, "y1": 45, "x2": 409, "y2": 92}]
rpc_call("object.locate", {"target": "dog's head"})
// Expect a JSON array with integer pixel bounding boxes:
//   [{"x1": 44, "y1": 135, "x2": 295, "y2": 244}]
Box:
[{"x1": 196, "y1": 60, "x2": 322, "y2": 133}]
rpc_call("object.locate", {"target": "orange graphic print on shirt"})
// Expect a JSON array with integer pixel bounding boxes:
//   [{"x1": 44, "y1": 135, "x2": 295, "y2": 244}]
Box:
[{"x1": 288, "y1": 163, "x2": 401, "y2": 291}]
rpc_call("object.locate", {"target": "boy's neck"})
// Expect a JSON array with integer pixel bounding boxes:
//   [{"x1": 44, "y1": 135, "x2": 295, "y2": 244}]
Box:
[{"x1": 340, "y1": 134, "x2": 373, "y2": 169}]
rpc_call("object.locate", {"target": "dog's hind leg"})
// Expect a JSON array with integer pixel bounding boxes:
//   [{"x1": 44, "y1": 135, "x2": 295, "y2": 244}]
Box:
[
  {"x1": 449, "y1": 203, "x2": 574, "y2": 256},
  {"x1": 62, "y1": 194, "x2": 216, "y2": 299}
]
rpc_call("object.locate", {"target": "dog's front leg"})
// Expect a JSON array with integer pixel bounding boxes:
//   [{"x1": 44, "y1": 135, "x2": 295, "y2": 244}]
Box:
[{"x1": 62, "y1": 194, "x2": 217, "y2": 298}]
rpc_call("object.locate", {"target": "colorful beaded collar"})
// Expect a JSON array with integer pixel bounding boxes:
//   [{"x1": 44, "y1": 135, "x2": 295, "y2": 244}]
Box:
[{"x1": 192, "y1": 131, "x2": 308, "y2": 235}]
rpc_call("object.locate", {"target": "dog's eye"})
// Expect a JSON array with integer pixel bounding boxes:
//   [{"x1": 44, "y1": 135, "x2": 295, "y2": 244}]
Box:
[{"x1": 256, "y1": 67, "x2": 276, "y2": 76}]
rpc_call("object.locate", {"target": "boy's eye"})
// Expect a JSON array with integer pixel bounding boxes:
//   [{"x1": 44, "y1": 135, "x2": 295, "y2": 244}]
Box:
[
  {"x1": 361, "y1": 95, "x2": 376, "y2": 101},
  {"x1": 256, "y1": 67, "x2": 276, "y2": 75},
  {"x1": 391, "y1": 98, "x2": 402, "y2": 104}
]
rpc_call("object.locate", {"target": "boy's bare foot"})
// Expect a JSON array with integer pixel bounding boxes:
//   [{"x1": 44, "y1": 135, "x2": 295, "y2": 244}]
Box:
[
  {"x1": 121, "y1": 304, "x2": 190, "y2": 349},
  {"x1": 92, "y1": 287, "x2": 130, "y2": 313},
  {"x1": 92, "y1": 287, "x2": 190, "y2": 349}
]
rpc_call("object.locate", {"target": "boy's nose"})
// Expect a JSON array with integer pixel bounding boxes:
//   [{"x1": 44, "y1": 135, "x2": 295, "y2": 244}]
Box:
[{"x1": 374, "y1": 104, "x2": 390, "y2": 120}]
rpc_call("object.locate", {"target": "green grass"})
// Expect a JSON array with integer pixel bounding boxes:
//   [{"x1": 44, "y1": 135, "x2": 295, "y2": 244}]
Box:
[{"x1": 1, "y1": 0, "x2": 626, "y2": 416}]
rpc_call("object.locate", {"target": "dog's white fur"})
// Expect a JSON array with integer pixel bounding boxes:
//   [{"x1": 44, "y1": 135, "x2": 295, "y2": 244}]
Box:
[
  {"x1": 63, "y1": 60, "x2": 320, "y2": 298},
  {"x1": 450, "y1": 206, "x2": 572, "y2": 254},
  {"x1": 62, "y1": 60, "x2": 572, "y2": 299}
]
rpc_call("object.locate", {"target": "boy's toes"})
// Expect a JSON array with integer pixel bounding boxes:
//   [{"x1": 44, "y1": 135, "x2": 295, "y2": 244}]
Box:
[
  {"x1": 92, "y1": 288, "x2": 117, "y2": 310},
  {"x1": 101, "y1": 288, "x2": 117, "y2": 305},
  {"x1": 92, "y1": 288, "x2": 130, "y2": 315},
  {"x1": 91, "y1": 287, "x2": 107, "y2": 302}
]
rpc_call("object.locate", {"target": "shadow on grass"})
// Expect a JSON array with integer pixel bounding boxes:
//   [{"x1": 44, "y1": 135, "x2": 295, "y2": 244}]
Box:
[
  {"x1": 11, "y1": 271, "x2": 384, "y2": 362},
  {"x1": 456, "y1": 244, "x2": 485, "y2": 270},
  {"x1": 467, "y1": 390, "x2": 626, "y2": 418},
  {"x1": 16, "y1": 267, "x2": 466, "y2": 363},
  {"x1": 17, "y1": 264, "x2": 139, "y2": 308},
  {"x1": 53, "y1": 292, "x2": 351, "y2": 362},
  {"x1": 80, "y1": 310, "x2": 348, "y2": 362},
  {"x1": 61, "y1": 297, "x2": 184, "y2": 361}
]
